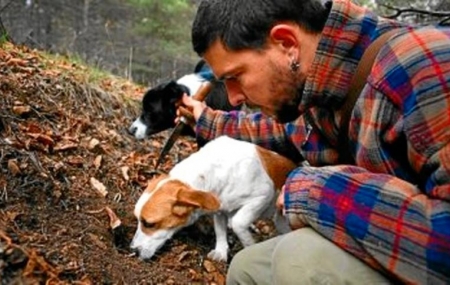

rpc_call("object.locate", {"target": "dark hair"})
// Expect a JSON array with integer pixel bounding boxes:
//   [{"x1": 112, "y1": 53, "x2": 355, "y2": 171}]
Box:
[{"x1": 192, "y1": 0, "x2": 331, "y2": 56}]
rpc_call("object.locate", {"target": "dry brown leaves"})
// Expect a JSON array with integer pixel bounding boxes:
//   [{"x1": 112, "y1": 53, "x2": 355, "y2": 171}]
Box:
[{"x1": 0, "y1": 42, "x2": 239, "y2": 284}]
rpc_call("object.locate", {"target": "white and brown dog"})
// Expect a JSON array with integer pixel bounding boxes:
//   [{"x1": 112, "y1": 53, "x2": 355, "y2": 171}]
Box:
[{"x1": 130, "y1": 136, "x2": 297, "y2": 262}]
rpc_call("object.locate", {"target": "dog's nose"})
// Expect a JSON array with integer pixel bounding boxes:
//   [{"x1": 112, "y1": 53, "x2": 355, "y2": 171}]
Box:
[
  {"x1": 128, "y1": 125, "x2": 137, "y2": 135},
  {"x1": 129, "y1": 245, "x2": 140, "y2": 255}
]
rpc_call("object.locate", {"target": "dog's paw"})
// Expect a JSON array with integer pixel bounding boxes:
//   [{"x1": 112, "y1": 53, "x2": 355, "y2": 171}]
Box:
[{"x1": 207, "y1": 249, "x2": 228, "y2": 262}]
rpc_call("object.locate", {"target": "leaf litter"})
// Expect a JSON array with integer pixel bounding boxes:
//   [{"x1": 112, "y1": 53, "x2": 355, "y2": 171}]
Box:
[{"x1": 0, "y1": 42, "x2": 277, "y2": 284}]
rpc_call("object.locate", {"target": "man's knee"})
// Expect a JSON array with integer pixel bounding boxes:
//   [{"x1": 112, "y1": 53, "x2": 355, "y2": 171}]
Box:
[
  {"x1": 227, "y1": 235, "x2": 280, "y2": 285},
  {"x1": 227, "y1": 249, "x2": 256, "y2": 285},
  {"x1": 272, "y1": 228, "x2": 392, "y2": 285}
]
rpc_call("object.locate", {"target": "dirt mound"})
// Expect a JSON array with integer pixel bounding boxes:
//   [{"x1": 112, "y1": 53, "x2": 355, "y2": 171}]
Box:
[{"x1": 0, "y1": 42, "x2": 259, "y2": 284}]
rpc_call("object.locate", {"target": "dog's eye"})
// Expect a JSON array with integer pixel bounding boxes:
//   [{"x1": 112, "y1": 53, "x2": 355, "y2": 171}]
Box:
[{"x1": 141, "y1": 220, "x2": 156, "y2": 229}]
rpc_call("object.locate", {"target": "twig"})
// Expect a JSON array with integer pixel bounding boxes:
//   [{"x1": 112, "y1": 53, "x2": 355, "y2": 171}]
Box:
[
  {"x1": 0, "y1": 185, "x2": 7, "y2": 202},
  {"x1": 0, "y1": 229, "x2": 12, "y2": 246},
  {"x1": 381, "y1": 3, "x2": 450, "y2": 19},
  {"x1": 0, "y1": 0, "x2": 14, "y2": 13},
  {"x1": 439, "y1": 17, "x2": 450, "y2": 26}
]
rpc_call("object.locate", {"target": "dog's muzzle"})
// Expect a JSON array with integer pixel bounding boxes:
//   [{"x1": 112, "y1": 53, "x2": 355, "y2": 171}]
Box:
[{"x1": 128, "y1": 118, "x2": 147, "y2": 139}]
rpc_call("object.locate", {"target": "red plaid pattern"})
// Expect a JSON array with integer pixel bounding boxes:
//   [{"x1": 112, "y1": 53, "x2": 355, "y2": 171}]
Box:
[{"x1": 195, "y1": 0, "x2": 450, "y2": 283}]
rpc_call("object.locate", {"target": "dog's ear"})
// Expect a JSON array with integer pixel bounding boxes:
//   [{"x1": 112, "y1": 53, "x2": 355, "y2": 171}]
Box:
[
  {"x1": 164, "y1": 81, "x2": 188, "y2": 104},
  {"x1": 176, "y1": 187, "x2": 220, "y2": 211},
  {"x1": 172, "y1": 204, "x2": 192, "y2": 217}
]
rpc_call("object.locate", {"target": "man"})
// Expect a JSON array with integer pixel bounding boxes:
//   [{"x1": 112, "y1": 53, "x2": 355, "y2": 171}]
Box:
[{"x1": 181, "y1": 0, "x2": 450, "y2": 284}]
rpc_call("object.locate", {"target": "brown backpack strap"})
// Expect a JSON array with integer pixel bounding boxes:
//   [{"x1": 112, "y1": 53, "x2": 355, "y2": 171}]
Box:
[{"x1": 338, "y1": 29, "x2": 399, "y2": 164}]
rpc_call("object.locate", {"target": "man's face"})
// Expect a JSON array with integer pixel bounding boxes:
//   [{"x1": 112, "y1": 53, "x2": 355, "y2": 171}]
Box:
[{"x1": 204, "y1": 40, "x2": 307, "y2": 123}]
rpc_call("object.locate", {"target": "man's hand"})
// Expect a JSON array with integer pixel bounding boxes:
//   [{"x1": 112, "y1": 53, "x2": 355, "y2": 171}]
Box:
[
  {"x1": 176, "y1": 93, "x2": 207, "y2": 123},
  {"x1": 276, "y1": 185, "x2": 286, "y2": 213},
  {"x1": 277, "y1": 185, "x2": 307, "y2": 230}
]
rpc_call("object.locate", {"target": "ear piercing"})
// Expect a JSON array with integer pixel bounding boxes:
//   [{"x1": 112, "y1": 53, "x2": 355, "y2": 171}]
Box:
[{"x1": 290, "y1": 59, "x2": 300, "y2": 72}]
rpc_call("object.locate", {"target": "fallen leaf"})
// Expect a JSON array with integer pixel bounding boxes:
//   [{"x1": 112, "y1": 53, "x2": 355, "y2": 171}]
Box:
[
  {"x1": 104, "y1": 206, "x2": 121, "y2": 229},
  {"x1": 93, "y1": 155, "x2": 102, "y2": 169},
  {"x1": 120, "y1": 166, "x2": 130, "y2": 181},
  {"x1": 86, "y1": 233, "x2": 108, "y2": 250},
  {"x1": 203, "y1": 260, "x2": 216, "y2": 273},
  {"x1": 108, "y1": 129, "x2": 119, "y2": 138},
  {"x1": 17, "y1": 66, "x2": 35, "y2": 74},
  {"x1": 177, "y1": 251, "x2": 190, "y2": 263},
  {"x1": 6, "y1": 57, "x2": 27, "y2": 67},
  {"x1": 28, "y1": 133, "x2": 55, "y2": 147},
  {"x1": 23, "y1": 249, "x2": 59, "y2": 280},
  {"x1": 212, "y1": 272, "x2": 226, "y2": 285},
  {"x1": 188, "y1": 268, "x2": 200, "y2": 281},
  {"x1": 53, "y1": 161, "x2": 65, "y2": 171},
  {"x1": 90, "y1": 177, "x2": 108, "y2": 197},
  {"x1": 24, "y1": 122, "x2": 42, "y2": 134},
  {"x1": 54, "y1": 141, "x2": 78, "y2": 151},
  {"x1": 88, "y1": 138, "x2": 100, "y2": 150},
  {"x1": 151, "y1": 140, "x2": 162, "y2": 148},
  {"x1": 7, "y1": 159, "x2": 21, "y2": 176},
  {"x1": 67, "y1": 155, "x2": 84, "y2": 166},
  {"x1": 12, "y1": 105, "x2": 31, "y2": 115}
]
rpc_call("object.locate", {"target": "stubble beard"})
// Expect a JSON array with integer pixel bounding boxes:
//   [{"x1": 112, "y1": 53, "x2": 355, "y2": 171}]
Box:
[{"x1": 270, "y1": 63, "x2": 304, "y2": 124}]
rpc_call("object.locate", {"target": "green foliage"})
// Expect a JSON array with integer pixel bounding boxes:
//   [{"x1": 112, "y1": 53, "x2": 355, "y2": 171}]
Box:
[
  {"x1": 127, "y1": 0, "x2": 196, "y2": 57},
  {"x1": 123, "y1": 0, "x2": 199, "y2": 84},
  {"x1": 0, "y1": 30, "x2": 8, "y2": 46}
]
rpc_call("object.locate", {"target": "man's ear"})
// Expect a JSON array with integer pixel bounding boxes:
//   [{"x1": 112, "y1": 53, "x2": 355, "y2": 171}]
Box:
[
  {"x1": 176, "y1": 186, "x2": 220, "y2": 211},
  {"x1": 269, "y1": 24, "x2": 299, "y2": 50}
]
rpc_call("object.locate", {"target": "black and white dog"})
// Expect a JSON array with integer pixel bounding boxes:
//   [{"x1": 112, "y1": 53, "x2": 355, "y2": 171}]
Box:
[{"x1": 129, "y1": 60, "x2": 239, "y2": 139}]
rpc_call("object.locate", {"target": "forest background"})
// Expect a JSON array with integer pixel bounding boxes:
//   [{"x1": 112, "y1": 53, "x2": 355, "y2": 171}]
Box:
[{"x1": 1, "y1": 0, "x2": 450, "y2": 88}]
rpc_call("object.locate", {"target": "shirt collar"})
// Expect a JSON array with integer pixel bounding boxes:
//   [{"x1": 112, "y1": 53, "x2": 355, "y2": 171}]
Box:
[{"x1": 299, "y1": 0, "x2": 390, "y2": 113}]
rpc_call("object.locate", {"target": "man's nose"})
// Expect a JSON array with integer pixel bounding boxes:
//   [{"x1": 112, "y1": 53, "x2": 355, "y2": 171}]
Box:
[
  {"x1": 228, "y1": 94, "x2": 245, "y2": 106},
  {"x1": 225, "y1": 85, "x2": 246, "y2": 106}
]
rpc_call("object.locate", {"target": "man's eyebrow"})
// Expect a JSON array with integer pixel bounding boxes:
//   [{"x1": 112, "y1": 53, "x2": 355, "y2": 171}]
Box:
[{"x1": 215, "y1": 65, "x2": 239, "y2": 81}]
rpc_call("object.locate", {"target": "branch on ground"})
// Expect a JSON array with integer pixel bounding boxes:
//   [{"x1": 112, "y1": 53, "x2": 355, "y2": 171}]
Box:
[{"x1": 381, "y1": 3, "x2": 450, "y2": 25}]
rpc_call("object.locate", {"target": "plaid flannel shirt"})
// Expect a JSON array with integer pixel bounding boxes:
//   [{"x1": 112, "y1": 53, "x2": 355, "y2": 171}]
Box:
[{"x1": 194, "y1": 0, "x2": 450, "y2": 283}]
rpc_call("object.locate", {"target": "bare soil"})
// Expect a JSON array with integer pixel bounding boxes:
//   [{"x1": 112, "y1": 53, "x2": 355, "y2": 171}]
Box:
[{"x1": 0, "y1": 42, "x2": 276, "y2": 285}]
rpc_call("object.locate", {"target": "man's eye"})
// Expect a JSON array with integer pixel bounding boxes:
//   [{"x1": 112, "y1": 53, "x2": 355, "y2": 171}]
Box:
[
  {"x1": 226, "y1": 76, "x2": 238, "y2": 82},
  {"x1": 220, "y1": 75, "x2": 238, "y2": 83},
  {"x1": 141, "y1": 220, "x2": 156, "y2": 228}
]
